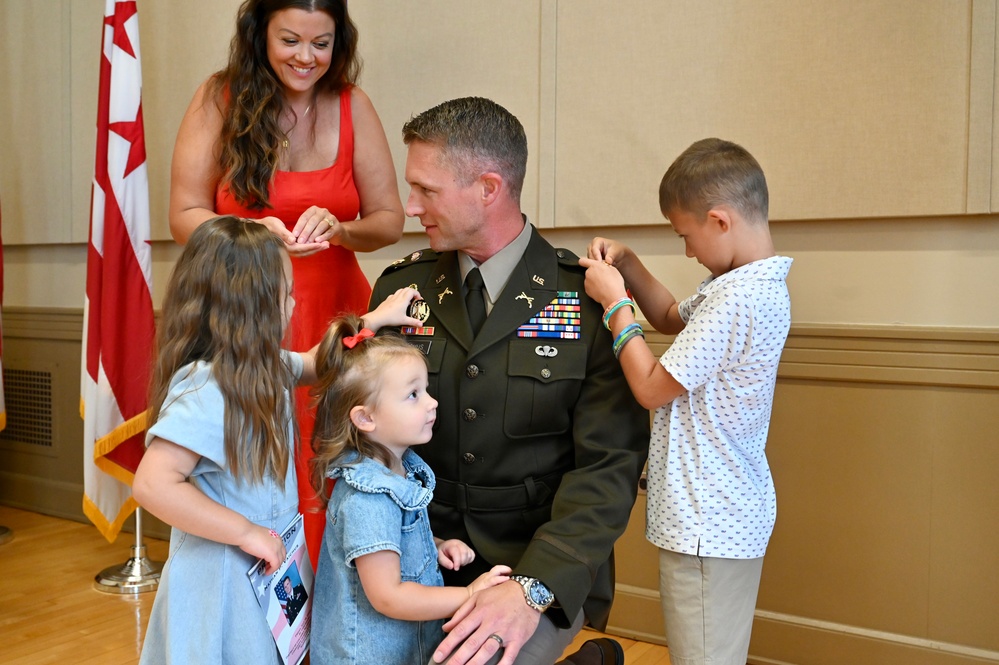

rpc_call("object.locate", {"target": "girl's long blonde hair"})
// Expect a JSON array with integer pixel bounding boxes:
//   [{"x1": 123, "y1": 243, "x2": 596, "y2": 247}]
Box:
[
  {"x1": 309, "y1": 315, "x2": 427, "y2": 506},
  {"x1": 148, "y1": 216, "x2": 295, "y2": 484}
]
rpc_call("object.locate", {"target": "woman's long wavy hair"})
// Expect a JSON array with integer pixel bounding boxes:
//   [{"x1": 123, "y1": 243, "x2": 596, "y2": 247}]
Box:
[
  {"x1": 148, "y1": 216, "x2": 295, "y2": 484},
  {"x1": 309, "y1": 315, "x2": 427, "y2": 507},
  {"x1": 207, "y1": 0, "x2": 360, "y2": 210}
]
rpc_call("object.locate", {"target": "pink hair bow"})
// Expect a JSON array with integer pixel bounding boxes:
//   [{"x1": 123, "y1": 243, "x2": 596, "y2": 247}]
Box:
[{"x1": 342, "y1": 328, "x2": 375, "y2": 349}]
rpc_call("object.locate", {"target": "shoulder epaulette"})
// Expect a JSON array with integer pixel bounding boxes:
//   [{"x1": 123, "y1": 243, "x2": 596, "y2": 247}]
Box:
[
  {"x1": 380, "y1": 248, "x2": 439, "y2": 275},
  {"x1": 555, "y1": 247, "x2": 583, "y2": 269}
]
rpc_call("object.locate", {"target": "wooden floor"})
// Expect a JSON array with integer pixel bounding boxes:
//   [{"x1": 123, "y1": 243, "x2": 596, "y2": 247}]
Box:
[{"x1": 0, "y1": 505, "x2": 670, "y2": 664}]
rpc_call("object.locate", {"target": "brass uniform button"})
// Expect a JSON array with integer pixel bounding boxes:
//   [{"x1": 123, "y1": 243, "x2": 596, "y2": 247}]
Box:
[
  {"x1": 463, "y1": 408, "x2": 477, "y2": 421},
  {"x1": 462, "y1": 452, "x2": 476, "y2": 465},
  {"x1": 466, "y1": 364, "x2": 480, "y2": 379}
]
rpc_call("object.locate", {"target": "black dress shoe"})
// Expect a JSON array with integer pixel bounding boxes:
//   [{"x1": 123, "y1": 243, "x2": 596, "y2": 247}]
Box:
[{"x1": 582, "y1": 637, "x2": 625, "y2": 665}]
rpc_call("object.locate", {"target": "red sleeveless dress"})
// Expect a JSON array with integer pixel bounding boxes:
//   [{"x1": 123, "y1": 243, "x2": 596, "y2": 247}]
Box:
[{"x1": 216, "y1": 89, "x2": 370, "y2": 570}]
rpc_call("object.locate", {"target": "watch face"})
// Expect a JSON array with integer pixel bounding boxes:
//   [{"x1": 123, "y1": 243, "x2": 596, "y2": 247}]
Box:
[{"x1": 529, "y1": 580, "x2": 554, "y2": 606}]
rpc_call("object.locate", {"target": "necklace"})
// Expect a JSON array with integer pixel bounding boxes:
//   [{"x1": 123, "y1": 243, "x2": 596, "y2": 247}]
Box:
[{"x1": 282, "y1": 103, "x2": 312, "y2": 149}]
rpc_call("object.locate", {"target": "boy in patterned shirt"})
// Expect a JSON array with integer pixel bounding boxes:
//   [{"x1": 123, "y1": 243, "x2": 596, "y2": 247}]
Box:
[{"x1": 579, "y1": 138, "x2": 792, "y2": 665}]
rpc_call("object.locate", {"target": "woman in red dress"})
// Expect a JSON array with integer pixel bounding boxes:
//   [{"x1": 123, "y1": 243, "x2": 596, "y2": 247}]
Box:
[{"x1": 168, "y1": 0, "x2": 404, "y2": 570}]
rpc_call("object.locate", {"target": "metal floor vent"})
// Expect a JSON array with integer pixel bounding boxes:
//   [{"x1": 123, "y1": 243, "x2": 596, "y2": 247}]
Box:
[{"x1": 0, "y1": 369, "x2": 54, "y2": 447}]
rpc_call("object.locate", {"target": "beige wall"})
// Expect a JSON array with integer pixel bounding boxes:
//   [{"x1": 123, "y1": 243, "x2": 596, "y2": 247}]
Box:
[{"x1": 2, "y1": 2, "x2": 999, "y2": 664}]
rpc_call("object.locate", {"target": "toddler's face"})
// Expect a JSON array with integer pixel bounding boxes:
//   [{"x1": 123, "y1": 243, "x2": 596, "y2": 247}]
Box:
[{"x1": 365, "y1": 355, "x2": 438, "y2": 455}]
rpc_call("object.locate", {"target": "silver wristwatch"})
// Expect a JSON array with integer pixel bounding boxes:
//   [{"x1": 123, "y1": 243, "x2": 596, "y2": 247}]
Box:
[{"x1": 510, "y1": 575, "x2": 555, "y2": 612}]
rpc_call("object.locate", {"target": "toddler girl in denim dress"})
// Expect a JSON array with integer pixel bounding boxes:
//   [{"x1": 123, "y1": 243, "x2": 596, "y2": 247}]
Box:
[
  {"x1": 133, "y1": 216, "x2": 421, "y2": 665},
  {"x1": 308, "y1": 316, "x2": 511, "y2": 665}
]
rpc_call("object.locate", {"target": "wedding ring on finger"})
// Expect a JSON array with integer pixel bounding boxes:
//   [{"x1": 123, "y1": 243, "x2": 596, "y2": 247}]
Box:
[{"x1": 488, "y1": 634, "x2": 504, "y2": 648}]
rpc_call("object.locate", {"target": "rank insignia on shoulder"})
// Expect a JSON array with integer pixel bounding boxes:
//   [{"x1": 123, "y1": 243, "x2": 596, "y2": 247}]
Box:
[{"x1": 517, "y1": 292, "x2": 581, "y2": 339}]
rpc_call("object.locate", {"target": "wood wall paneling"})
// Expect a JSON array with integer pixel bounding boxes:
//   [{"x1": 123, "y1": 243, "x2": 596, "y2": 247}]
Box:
[
  {"x1": 554, "y1": 0, "x2": 984, "y2": 225},
  {"x1": 0, "y1": 0, "x2": 73, "y2": 245},
  {"x1": 349, "y1": 0, "x2": 546, "y2": 231}
]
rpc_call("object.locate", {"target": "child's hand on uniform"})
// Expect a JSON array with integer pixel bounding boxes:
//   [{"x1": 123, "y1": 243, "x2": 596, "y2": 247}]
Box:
[
  {"x1": 240, "y1": 525, "x2": 287, "y2": 576},
  {"x1": 579, "y1": 256, "x2": 628, "y2": 308},
  {"x1": 586, "y1": 236, "x2": 632, "y2": 267},
  {"x1": 436, "y1": 538, "x2": 475, "y2": 570},
  {"x1": 467, "y1": 565, "x2": 513, "y2": 595},
  {"x1": 363, "y1": 287, "x2": 424, "y2": 331}
]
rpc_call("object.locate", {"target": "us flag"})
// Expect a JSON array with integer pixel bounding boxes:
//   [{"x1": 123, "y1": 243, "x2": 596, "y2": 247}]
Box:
[
  {"x1": 81, "y1": 0, "x2": 155, "y2": 542},
  {"x1": 275, "y1": 581, "x2": 291, "y2": 613}
]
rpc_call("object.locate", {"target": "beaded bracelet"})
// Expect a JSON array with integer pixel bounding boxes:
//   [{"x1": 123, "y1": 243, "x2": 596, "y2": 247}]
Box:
[
  {"x1": 612, "y1": 322, "x2": 645, "y2": 358},
  {"x1": 602, "y1": 297, "x2": 637, "y2": 330}
]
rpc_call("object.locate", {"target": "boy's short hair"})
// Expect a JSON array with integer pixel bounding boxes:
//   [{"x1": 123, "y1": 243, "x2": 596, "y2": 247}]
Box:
[{"x1": 659, "y1": 138, "x2": 769, "y2": 224}]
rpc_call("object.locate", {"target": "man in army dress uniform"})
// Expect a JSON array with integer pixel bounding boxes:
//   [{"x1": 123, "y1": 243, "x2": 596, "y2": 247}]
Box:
[{"x1": 369, "y1": 97, "x2": 649, "y2": 665}]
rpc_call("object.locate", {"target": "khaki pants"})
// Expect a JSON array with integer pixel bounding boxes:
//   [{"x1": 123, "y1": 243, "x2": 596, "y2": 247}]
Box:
[{"x1": 658, "y1": 549, "x2": 764, "y2": 665}]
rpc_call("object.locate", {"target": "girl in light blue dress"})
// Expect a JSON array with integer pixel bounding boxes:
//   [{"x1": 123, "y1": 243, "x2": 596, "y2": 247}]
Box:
[
  {"x1": 307, "y1": 318, "x2": 511, "y2": 665},
  {"x1": 133, "y1": 216, "x2": 421, "y2": 665}
]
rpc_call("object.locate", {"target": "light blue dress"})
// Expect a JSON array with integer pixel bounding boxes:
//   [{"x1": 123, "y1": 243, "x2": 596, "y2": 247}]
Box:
[
  {"x1": 139, "y1": 352, "x2": 303, "y2": 665},
  {"x1": 311, "y1": 449, "x2": 445, "y2": 664}
]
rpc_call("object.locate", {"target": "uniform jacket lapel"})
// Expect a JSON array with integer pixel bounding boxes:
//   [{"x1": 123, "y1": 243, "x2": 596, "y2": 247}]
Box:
[
  {"x1": 421, "y1": 252, "x2": 475, "y2": 351},
  {"x1": 471, "y1": 228, "x2": 558, "y2": 357}
]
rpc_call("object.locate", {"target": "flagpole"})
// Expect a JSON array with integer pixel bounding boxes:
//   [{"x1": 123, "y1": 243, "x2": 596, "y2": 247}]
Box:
[{"x1": 93, "y1": 507, "x2": 162, "y2": 594}]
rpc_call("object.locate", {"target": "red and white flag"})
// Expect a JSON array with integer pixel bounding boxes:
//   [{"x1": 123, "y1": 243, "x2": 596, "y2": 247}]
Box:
[{"x1": 82, "y1": 0, "x2": 155, "y2": 542}]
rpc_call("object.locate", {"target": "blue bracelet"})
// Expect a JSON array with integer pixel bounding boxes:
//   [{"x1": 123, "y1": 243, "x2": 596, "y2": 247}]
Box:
[
  {"x1": 612, "y1": 323, "x2": 644, "y2": 358},
  {"x1": 602, "y1": 298, "x2": 637, "y2": 330}
]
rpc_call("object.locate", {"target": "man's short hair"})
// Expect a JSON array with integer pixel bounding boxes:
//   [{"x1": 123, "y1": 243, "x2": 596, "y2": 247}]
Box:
[
  {"x1": 403, "y1": 97, "x2": 528, "y2": 203},
  {"x1": 659, "y1": 138, "x2": 769, "y2": 224}
]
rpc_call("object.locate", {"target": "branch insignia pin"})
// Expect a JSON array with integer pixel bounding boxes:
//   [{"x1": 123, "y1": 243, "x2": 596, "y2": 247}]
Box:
[
  {"x1": 437, "y1": 287, "x2": 453, "y2": 305},
  {"x1": 515, "y1": 292, "x2": 534, "y2": 308}
]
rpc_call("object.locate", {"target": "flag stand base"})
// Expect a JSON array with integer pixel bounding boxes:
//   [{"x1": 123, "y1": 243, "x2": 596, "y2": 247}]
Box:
[
  {"x1": 93, "y1": 543, "x2": 163, "y2": 594},
  {"x1": 93, "y1": 507, "x2": 163, "y2": 595}
]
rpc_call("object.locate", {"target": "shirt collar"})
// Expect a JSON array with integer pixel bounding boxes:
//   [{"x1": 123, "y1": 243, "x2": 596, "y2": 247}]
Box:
[{"x1": 458, "y1": 216, "x2": 533, "y2": 311}]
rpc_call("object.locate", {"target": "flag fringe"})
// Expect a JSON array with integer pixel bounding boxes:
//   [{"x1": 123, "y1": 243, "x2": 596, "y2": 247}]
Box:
[
  {"x1": 95, "y1": 456, "x2": 136, "y2": 487},
  {"x1": 89, "y1": 407, "x2": 150, "y2": 460},
  {"x1": 82, "y1": 491, "x2": 138, "y2": 543}
]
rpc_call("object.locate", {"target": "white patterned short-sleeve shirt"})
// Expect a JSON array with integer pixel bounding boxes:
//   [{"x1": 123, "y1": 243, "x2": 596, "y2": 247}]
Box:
[{"x1": 646, "y1": 256, "x2": 792, "y2": 559}]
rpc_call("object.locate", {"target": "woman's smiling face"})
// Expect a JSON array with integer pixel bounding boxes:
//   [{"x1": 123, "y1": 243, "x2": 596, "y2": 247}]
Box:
[{"x1": 265, "y1": 8, "x2": 336, "y2": 98}]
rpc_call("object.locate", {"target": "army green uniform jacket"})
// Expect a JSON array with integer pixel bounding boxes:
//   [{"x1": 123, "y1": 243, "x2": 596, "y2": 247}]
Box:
[{"x1": 370, "y1": 226, "x2": 649, "y2": 630}]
